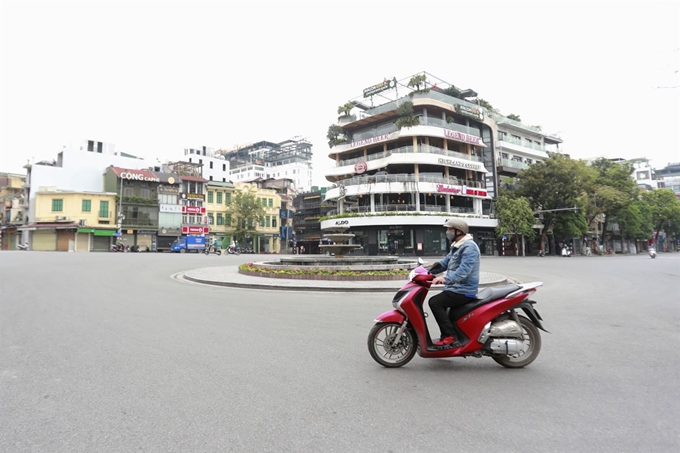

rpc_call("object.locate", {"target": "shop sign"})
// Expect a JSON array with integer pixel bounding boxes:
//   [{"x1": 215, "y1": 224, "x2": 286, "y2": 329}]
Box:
[
  {"x1": 137, "y1": 230, "x2": 157, "y2": 235},
  {"x1": 363, "y1": 77, "x2": 397, "y2": 98},
  {"x1": 182, "y1": 226, "x2": 210, "y2": 234},
  {"x1": 334, "y1": 220, "x2": 349, "y2": 226},
  {"x1": 443, "y1": 129, "x2": 485, "y2": 147},
  {"x1": 437, "y1": 157, "x2": 485, "y2": 172},
  {"x1": 436, "y1": 184, "x2": 487, "y2": 197},
  {"x1": 455, "y1": 104, "x2": 484, "y2": 121},
  {"x1": 158, "y1": 184, "x2": 179, "y2": 194},
  {"x1": 182, "y1": 206, "x2": 206, "y2": 214},
  {"x1": 120, "y1": 171, "x2": 160, "y2": 182},
  {"x1": 160, "y1": 204, "x2": 182, "y2": 213},
  {"x1": 184, "y1": 193, "x2": 205, "y2": 200},
  {"x1": 354, "y1": 161, "x2": 367, "y2": 174},
  {"x1": 349, "y1": 133, "x2": 389, "y2": 149}
]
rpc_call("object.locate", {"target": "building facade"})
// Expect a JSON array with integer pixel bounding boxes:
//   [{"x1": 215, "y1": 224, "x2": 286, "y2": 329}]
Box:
[
  {"x1": 205, "y1": 181, "x2": 236, "y2": 247},
  {"x1": 293, "y1": 187, "x2": 335, "y2": 254},
  {"x1": 0, "y1": 172, "x2": 26, "y2": 250},
  {"x1": 321, "y1": 75, "x2": 497, "y2": 256}
]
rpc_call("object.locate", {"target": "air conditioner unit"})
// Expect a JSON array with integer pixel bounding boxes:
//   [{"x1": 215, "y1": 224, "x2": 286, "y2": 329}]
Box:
[
  {"x1": 55, "y1": 215, "x2": 64, "y2": 220},
  {"x1": 79, "y1": 219, "x2": 86, "y2": 226}
]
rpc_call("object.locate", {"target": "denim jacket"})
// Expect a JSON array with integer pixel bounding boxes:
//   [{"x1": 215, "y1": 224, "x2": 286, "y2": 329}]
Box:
[{"x1": 437, "y1": 235, "x2": 480, "y2": 296}]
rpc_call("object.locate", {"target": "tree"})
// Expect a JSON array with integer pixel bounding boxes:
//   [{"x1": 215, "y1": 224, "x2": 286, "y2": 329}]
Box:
[
  {"x1": 617, "y1": 200, "x2": 653, "y2": 243},
  {"x1": 326, "y1": 124, "x2": 347, "y2": 147},
  {"x1": 395, "y1": 100, "x2": 420, "y2": 129},
  {"x1": 641, "y1": 189, "x2": 680, "y2": 246},
  {"x1": 407, "y1": 74, "x2": 429, "y2": 92},
  {"x1": 494, "y1": 195, "x2": 536, "y2": 256},
  {"x1": 476, "y1": 98, "x2": 497, "y2": 113},
  {"x1": 226, "y1": 190, "x2": 266, "y2": 243},
  {"x1": 517, "y1": 154, "x2": 596, "y2": 254},
  {"x1": 589, "y1": 158, "x2": 639, "y2": 247},
  {"x1": 506, "y1": 113, "x2": 522, "y2": 122},
  {"x1": 337, "y1": 102, "x2": 354, "y2": 118}
]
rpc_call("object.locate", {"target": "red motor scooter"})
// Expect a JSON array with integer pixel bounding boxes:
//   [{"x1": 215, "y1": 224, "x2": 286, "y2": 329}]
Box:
[{"x1": 368, "y1": 260, "x2": 548, "y2": 368}]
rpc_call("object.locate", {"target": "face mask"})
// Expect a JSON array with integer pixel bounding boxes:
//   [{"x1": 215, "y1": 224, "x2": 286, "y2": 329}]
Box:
[{"x1": 446, "y1": 231, "x2": 457, "y2": 242}]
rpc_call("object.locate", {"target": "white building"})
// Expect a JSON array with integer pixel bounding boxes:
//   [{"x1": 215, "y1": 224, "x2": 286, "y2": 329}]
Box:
[
  {"x1": 21, "y1": 142, "x2": 154, "y2": 225},
  {"x1": 221, "y1": 138, "x2": 313, "y2": 193},
  {"x1": 182, "y1": 146, "x2": 231, "y2": 183}
]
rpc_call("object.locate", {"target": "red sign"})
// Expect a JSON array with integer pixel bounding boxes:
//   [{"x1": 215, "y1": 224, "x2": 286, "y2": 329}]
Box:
[
  {"x1": 182, "y1": 206, "x2": 206, "y2": 214},
  {"x1": 436, "y1": 184, "x2": 487, "y2": 198},
  {"x1": 354, "y1": 161, "x2": 367, "y2": 174},
  {"x1": 182, "y1": 226, "x2": 209, "y2": 234}
]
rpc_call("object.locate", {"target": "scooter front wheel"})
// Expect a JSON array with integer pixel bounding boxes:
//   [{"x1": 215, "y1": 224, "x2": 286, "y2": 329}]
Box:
[{"x1": 368, "y1": 322, "x2": 417, "y2": 368}]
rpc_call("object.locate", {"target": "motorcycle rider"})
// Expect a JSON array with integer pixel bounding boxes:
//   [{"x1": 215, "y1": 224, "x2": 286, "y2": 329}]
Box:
[{"x1": 429, "y1": 218, "x2": 481, "y2": 347}]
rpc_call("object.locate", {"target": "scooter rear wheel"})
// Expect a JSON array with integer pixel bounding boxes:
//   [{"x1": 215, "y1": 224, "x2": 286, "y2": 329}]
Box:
[
  {"x1": 492, "y1": 316, "x2": 541, "y2": 369},
  {"x1": 368, "y1": 322, "x2": 417, "y2": 368}
]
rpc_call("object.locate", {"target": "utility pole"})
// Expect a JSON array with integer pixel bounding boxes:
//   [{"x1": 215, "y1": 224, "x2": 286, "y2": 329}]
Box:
[{"x1": 117, "y1": 175, "x2": 124, "y2": 236}]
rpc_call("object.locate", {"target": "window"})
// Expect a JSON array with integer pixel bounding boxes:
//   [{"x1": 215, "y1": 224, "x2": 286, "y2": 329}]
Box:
[
  {"x1": 217, "y1": 192, "x2": 222, "y2": 204},
  {"x1": 99, "y1": 201, "x2": 109, "y2": 217},
  {"x1": 123, "y1": 187, "x2": 134, "y2": 197},
  {"x1": 52, "y1": 199, "x2": 63, "y2": 212},
  {"x1": 261, "y1": 198, "x2": 267, "y2": 207},
  {"x1": 217, "y1": 214, "x2": 224, "y2": 225},
  {"x1": 210, "y1": 161, "x2": 213, "y2": 169},
  {"x1": 208, "y1": 213, "x2": 214, "y2": 224},
  {"x1": 208, "y1": 191, "x2": 214, "y2": 203},
  {"x1": 226, "y1": 214, "x2": 231, "y2": 225},
  {"x1": 141, "y1": 188, "x2": 150, "y2": 199},
  {"x1": 272, "y1": 218, "x2": 277, "y2": 228},
  {"x1": 82, "y1": 200, "x2": 91, "y2": 212},
  {"x1": 265, "y1": 216, "x2": 271, "y2": 227},
  {"x1": 268, "y1": 198, "x2": 273, "y2": 207},
  {"x1": 247, "y1": 218, "x2": 253, "y2": 228},
  {"x1": 225, "y1": 193, "x2": 231, "y2": 204},
  {"x1": 222, "y1": 164, "x2": 226, "y2": 171}
]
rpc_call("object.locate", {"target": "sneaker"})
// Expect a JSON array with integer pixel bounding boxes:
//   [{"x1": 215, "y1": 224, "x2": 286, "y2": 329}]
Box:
[{"x1": 434, "y1": 336, "x2": 455, "y2": 346}]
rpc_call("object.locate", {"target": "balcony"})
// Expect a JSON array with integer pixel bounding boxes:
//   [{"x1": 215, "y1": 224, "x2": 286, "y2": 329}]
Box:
[
  {"x1": 496, "y1": 158, "x2": 529, "y2": 175},
  {"x1": 496, "y1": 137, "x2": 549, "y2": 160},
  {"x1": 325, "y1": 204, "x2": 474, "y2": 217},
  {"x1": 335, "y1": 173, "x2": 484, "y2": 188},
  {"x1": 337, "y1": 145, "x2": 481, "y2": 167}
]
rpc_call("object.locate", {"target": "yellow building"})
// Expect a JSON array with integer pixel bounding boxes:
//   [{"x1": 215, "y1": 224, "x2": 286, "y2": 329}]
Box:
[
  {"x1": 0, "y1": 172, "x2": 26, "y2": 250},
  {"x1": 25, "y1": 189, "x2": 117, "y2": 251},
  {"x1": 235, "y1": 182, "x2": 282, "y2": 253},
  {"x1": 205, "y1": 181, "x2": 236, "y2": 247}
]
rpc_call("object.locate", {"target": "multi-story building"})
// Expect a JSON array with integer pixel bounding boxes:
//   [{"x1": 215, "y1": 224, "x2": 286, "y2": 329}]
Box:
[
  {"x1": 163, "y1": 161, "x2": 210, "y2": 241},
  {"x1": 104, "y1": 166, "x2": 162, "y2": 251},
  {"x1": 0, "y1": 172, "x2": 25, "y2": 250},
  {"x1": 293, "y1": 187, "x2": 335, "y2": 254},
  {"x1": 655, "y1": 162, "x2": 680, "y2": 199},
  {"x1": 234, "y1": 182, "x2": 281, "y2": 253},
  {"x1": 261, "y1": 178, "x2": 297, "y2": 253},
  {"x1": 183, "y1": 146, "x2": 231, "y2": 183},
  {"x1": 154, "y1": 171, "x2": 183, "y2": 251},
  {"x1": 205, "y1": 181, "x2": 236, "y2": 247},
  {"x1": 492, "y1": 113, "x2": 563, "y2": 192},
  {"x1": 26, "y1": 189, "x2": 117, "y2": 251},
  {"x1": 221, "y1": 137, "x2": 314, "y2": 193},
  {"x1": 321, "y1": 74, "x2": 498, "y2": 256}
]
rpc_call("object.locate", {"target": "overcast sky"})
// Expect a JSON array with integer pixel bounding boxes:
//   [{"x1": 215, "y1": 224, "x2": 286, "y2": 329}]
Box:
[{"x1": 1, "y1": 0, "x2": 678, "y2": 187}]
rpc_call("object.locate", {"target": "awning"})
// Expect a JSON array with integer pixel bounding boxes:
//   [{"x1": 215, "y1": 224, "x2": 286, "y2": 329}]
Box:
[
  {"x1": 77, "y1": 228, "x2": 95, "y2": 233},
  {"x1": 93, "y1": 230, "x2": 117, "y2": 237}
]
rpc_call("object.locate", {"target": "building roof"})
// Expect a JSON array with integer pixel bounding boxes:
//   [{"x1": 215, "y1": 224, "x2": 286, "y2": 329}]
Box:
[
  {"x1": 206, "y1": 181, "x2": 235, "y2": 188},
  {"x1": 178, "y1": 175, "x2": 208, "y2": 182},
  {"x1": 108, "y1": 166, "x2": 159, "y2": 180}
]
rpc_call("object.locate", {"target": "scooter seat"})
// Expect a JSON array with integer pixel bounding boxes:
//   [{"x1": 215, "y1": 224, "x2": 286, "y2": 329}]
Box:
[{"x1": 474, "y1": 284, "x2": 521, "y2": 304}]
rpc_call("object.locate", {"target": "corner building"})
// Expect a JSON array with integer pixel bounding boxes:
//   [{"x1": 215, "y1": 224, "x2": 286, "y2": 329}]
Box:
[{"x1": 321, "y1": 76, "x2": 498, "y2": 256}]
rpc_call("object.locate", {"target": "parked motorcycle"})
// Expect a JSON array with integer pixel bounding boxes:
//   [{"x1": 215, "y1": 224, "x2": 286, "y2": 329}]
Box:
[
  {"x1": 226, "y1": 246, "x2": 240, "y2": 255},
  {"x1": 204, "y1": 245, "x2": 222, "y2": 256},
  {"x1": 110, "y1": 243, "x2": 129, "y2": 252},
  {"x1": 649, "y1": 247, "x2": 657, "y2": 259},
  {"x1": 367, "y1": 260, "x2": 548, "y2": 368},
  {"x1": 561, "y1": 246, "x2": 571, "y2": 258},
  {"x1": 17, "y1": 242, "x2": 29, "y2": 251}
]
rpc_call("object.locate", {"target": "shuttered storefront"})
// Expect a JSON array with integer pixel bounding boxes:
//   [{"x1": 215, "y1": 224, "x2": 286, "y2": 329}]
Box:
[
  {"x1": 91, "y1": 229, "x2": 117, "y2": 252},
  {"x1": 76, "y1": 233, "x2": 90, "y2": 252},
  {"x1": 32, "y1": 231, "x2": 57, "y2": 251},
  {"x1": 57, "y1": 231, "x2": 75, "y2": 251}
]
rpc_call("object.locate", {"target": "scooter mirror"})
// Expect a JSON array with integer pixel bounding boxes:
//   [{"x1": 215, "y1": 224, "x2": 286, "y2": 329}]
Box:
[{"x1": 417, "y1": 258, "x2": 424, "y2": 265}]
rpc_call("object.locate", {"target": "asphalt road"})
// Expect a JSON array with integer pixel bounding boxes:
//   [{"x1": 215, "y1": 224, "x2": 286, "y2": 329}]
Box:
[{"x1": 1, "y1": 251, "x2": 679, "y2": 453}]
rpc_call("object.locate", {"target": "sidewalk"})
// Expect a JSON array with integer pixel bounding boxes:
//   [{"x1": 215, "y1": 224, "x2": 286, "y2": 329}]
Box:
[{"x1": 179, "y1": 265, "x2": 511, "y2": 293}]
